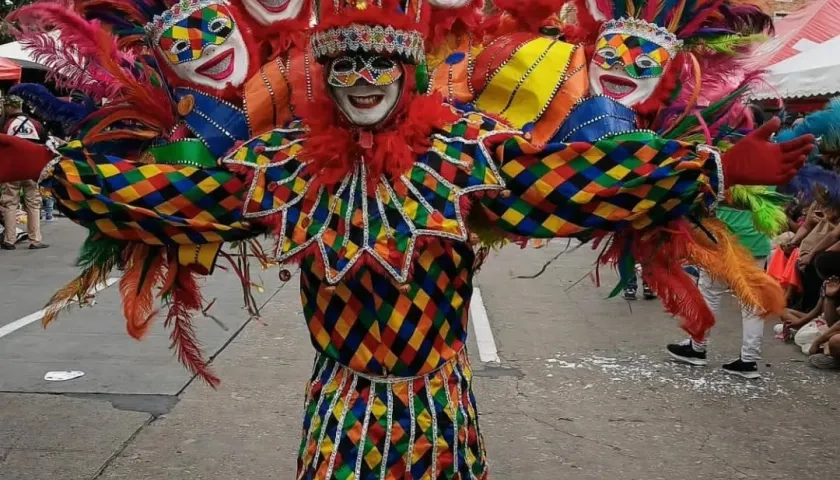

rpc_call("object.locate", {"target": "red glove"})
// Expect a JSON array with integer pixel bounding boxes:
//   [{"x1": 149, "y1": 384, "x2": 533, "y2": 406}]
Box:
[
  {"x1": 0, "y1": 134, "x2": 54, "y2": 183},
  {"x1": 721, "y1": 117, "x2": 814, "y2": 186}
]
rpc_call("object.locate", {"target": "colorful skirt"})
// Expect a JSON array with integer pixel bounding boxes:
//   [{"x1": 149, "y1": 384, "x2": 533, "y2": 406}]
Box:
[{"x1": 296, "y1": 349, "x2": 488, "y2": 479}]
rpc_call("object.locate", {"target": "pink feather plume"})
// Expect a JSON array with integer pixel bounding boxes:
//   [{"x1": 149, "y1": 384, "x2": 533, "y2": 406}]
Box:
[{"x1": 9, "y1": 3, "x2": 138, "y2": 102}]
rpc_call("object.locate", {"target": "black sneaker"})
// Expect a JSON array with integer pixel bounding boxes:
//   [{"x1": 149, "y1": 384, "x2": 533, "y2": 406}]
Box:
[
  {"x1": 642, "y1": 284, "x2": 657, "y2": 300},
  {"x1": 623, "y1": 287, "x2": 637, "y2": 300},
  {"x1": 667, "y1": 340, "x2": 708, "y2": 366},
  {"x1": 722, "y1": 358, "x2": 760, "y2": 379},
  {"x1": 29, "y1": 243, "x2": 49, "y2": 250},
  {"x1": 1, "y1": 242, "x2": 15, "y2": 250}
]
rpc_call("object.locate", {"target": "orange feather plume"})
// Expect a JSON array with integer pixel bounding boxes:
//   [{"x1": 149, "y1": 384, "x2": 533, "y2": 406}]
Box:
[{"x1": 119, "y1": 245, "x2": 166, "y2": 339}]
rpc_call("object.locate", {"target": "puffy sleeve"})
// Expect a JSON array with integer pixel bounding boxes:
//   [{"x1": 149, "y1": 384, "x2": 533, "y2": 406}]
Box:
[
  {"x1": 477, "y1": 129, "x2": 789, "y2": 345},
  {"x1": 480, "y1": 131, "x2": 723, "y2": 238},
  {"x1": 41, "y1": 140, "x2": 256, "y2": 257}
]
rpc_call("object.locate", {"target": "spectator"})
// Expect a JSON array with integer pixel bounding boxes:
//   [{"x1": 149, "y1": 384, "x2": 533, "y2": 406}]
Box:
[
  {"x1": 807, "y1": 253, "x2": 840, "y2": 369},
  {"x1": 40, "y1": 188, "x2": 55, "y2": 222},
  {"x1": 666, "y1": 199, "x2": 773, "y2": 378},
  {"x1": 1, "y1": 95, "x2": 49, "y2": 250},
  {"x1": 623, "y1": 266, "x2": 656, "y2": 300},
  {"x1": 776, "y1": 200, "x2": 840, "y2": 312},
  {"x1": 794, "y1": 199, "x2": 840, "y2": 311},
  {"x1": 767, "y1": 199, "x2": 809, "y2": 304},
  {"x1": 747, "y1": 103, "x2": 767, "y2": 127}
]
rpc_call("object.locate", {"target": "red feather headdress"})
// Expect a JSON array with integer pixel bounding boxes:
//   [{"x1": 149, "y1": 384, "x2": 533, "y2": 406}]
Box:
[
  {"x1": 423, "y1": 0, "x2": 486, "y2": 49},
  {"x1": 229, "y1": 0, "x2": 313, "y2": 58}
]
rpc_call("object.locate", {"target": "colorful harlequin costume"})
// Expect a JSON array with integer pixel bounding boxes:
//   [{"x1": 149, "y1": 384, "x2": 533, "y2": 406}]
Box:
[
  {"x1": 460, "y1": 0, "x2": 815, "y2": 332},
  {"x1": 0, "y1": 0, "x2": 816, "y2": 478}
]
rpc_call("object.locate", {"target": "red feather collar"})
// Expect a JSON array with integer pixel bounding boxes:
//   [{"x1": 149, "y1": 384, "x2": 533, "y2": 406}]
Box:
[{"x1": 296, "y1": 78, "x2": 458, "y2": 189}]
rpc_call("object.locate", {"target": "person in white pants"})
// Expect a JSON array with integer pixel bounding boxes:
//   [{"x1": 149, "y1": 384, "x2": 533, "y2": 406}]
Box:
[{"x1": 666, "y1": 205, "x2": 772, "y2": 379}]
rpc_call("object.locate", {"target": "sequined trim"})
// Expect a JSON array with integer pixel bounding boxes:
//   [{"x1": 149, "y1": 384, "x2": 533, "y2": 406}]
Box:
[
  {"x1": 697, "y1": 144, "x2": 724, "y2": 211},
  {"x1": 600, "y1": 17, "x2": 683, "y2": 56},
  {"x1": 38, "y1": 154, "x2": 65, "y2": 185},
  {"x1": 224, "y1": 110, "x2": 518, "y2": 286},
  {"x1": 311, "y1": 24, "x2": 426, "y2": 65}
]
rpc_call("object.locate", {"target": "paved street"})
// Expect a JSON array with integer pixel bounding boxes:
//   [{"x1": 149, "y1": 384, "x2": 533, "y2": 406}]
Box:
[{"x1": 1, "y1": 220, "x2": 837, "y2": 479}]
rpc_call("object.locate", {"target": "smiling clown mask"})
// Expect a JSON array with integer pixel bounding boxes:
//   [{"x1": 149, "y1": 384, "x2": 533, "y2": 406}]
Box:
[
  {"x1": 147, "y1": 0, "x2": 255, "y2": 92},
  {"x1": 239, "y1": 0, "x2": 306, "y2": 25},
  {"x1": 588, "y1": 18, "x2": 682, "y2": 108}
]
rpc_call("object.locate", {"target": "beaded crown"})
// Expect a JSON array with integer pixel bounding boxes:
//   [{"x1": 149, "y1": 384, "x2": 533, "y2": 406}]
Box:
[
  {"x1": 579, "y1": 0, "x2": 773, "y2": 52},
  {"x1": 311, "y1": 0, "x2": 427, "y2": 64},
  {"x1": 145, "y1": 0, "x2": 229, "y2": 42},
  {"x1": 600, "y1": 17, "x2": 683, "y2": 56}
]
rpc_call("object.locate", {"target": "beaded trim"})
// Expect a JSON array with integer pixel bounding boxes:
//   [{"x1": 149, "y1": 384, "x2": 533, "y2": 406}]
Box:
[
  {"x1": 38, "y1": 155, "x2": 64, "y2": 185},
  {"x1": 601, "y1": 17, "x2": 683, "y2": 57},
  {"x1": 497, "y1": 40, "x2": 558, "y2": 117},
  {"x1": 697, "y1": 144, "x2": 725, "y2": 211},
  {"x1": 311, "y1": 24, "x2": 426, "y2": 64},
  {"x1": 145, "y1": 0, "x2": 228, "y2": 42},
  {"x1": 224, "y1": 111, "x2": 517, "y2": 286}
]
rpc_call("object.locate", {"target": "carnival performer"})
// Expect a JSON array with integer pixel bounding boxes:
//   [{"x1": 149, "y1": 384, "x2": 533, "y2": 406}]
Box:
[
  {"x1": 422, "y1": 0, "x2": 486, "y2": 105},
  {"x1": 0, "y1": 0, "x2": 816, "y2": 478}
]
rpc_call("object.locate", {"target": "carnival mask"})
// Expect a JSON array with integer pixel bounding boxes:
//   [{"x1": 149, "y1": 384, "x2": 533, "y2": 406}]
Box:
[
  {"x1": 240, "y1": 0, "x2": 305, "y2": 26},
  {"x1": 328, "y1": 53, "x2": 404, "y2": 126},
  {"x1": 589, "y1": 32, "x2": 672, "y2": 107},
  {"x1": 156, "y1": 5, "x2": 250, "y2": 89}
]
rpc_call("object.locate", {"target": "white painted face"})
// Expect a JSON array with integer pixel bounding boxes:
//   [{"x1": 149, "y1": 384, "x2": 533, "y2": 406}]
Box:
[
  {"x1": 588, "y1": 65, "x2": 661, "y2": 107},
  {"x1": 328, "y1": 54, "x2": 404, "y2": 127},
  {"x1": 588, "y1": 32, "x2": 672, "y2": 108},
  {"x1": 428, "y1": 0, "x2": 471, "y2": 6},
  {"x1": 157, "y1": 5, "x2": 251, "y2": 89},
  {"x1": 240, "y1": 0, "x2": 305, "y2": 25}
]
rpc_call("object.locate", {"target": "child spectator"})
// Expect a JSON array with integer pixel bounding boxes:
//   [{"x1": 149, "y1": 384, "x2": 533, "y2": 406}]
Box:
[{"x1": 807, "y1": 253, "x2": 840, "y2": 369}]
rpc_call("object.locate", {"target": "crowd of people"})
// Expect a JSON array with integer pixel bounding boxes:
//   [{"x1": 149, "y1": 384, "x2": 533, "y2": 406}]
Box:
[
  {"x1": 618, "y1": 103, "x2": 840, "y2": 377},
  {"x1": 771, "y1": 192, "x2": 840, "y2": 368},
  {"x1": 0, "y1": 94, "x2": 52, "y2": 250}
]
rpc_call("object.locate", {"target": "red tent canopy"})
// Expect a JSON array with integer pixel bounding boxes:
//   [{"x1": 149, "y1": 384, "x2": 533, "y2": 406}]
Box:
[
  {"x1": 0, "y1": 57, "x2": 21, "y2": 82},
  {"x1": 765, "y1": 0, "x2": 840, "y2": 65}
]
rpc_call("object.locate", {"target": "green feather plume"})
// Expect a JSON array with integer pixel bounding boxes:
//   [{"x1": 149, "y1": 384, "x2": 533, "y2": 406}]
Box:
[
  {"x1": 727, "y1": 186, "x2": 791, "y2": 236},
  {"x1": 415, "y1": 62, "x2": 430, "y2": 95},
  {"x1": 665, "y1": 85, "x2": 749, "y2": 140},
  {"x1": 686, "y1": 34, "x2": 768, "y2": 55},
  {"x1": 77, "y1": 232, "x2": 125, "y2": 271}
]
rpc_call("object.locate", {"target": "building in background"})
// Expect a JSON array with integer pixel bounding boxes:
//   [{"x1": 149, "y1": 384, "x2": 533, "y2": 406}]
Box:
[{"x1": 769, "y1": 0, "x2": 814, "y2": 18}]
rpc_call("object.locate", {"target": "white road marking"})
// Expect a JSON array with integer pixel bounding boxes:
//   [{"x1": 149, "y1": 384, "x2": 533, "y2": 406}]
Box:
[
  {"x1": 470, "y1": 287, "x2": 501, "y2": 364},
  {"x1": 0, "y1": 277, "x2": 120, "y2": 339}
]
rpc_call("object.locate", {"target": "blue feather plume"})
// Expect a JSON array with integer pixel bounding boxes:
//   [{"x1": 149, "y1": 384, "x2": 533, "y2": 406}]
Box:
[
  {"x1": 8, "y1": 84, "x2": 95, "y2": 132},
  {"x1": 775, "y1": 98, "x2": 840, "y2": 203},
  {"x1": 784, "y1": 164, "x2": 840, "y2": 205},
  {"x1": 775, "y1": 96, "x2": 840, "y2": 164}
]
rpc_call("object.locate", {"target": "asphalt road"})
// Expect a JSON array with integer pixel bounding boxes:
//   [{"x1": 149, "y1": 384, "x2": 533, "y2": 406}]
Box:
[{"x1": 0, "y1": 220, "x2": 837, "y2": 479}]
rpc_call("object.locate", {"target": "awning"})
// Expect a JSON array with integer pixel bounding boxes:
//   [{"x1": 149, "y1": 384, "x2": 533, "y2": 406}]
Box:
[
  {"x1": 0, "y1": 57, "x2": 22, "y2": 82},
  {"x1": 0, "y1": 36, "x2": 56, "y2": 72},
  {"x1": 751, "y1": 36, "x2": 840, "y2": 100},
  {"x1": 752, "y1": 0, "x2": 840, "y2": 65}
]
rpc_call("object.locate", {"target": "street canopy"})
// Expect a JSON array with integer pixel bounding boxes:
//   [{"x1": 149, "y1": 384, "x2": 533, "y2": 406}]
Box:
[
  {"x1": 0, "y1": 57, "x2": 22, "y2": 82},
  {"x1": 752, "y1": 35, "x2": 840, "y2": 100}
]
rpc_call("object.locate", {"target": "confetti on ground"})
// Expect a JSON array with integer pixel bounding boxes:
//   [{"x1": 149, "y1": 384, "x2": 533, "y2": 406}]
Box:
[{"x1": 543, "y1": 353, "x2": 801, "y2": 398}]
